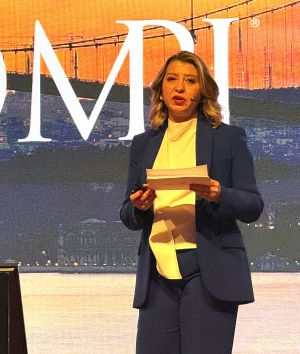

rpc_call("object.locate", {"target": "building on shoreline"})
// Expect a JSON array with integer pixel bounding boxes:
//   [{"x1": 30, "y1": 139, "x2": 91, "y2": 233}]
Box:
[{"x1": 57, "y1": 218, "x2": 138, "y2": 268}]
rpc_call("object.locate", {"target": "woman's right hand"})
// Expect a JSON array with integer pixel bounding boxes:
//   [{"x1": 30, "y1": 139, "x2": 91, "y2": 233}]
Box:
[{"x1": 130, "y1": 185, "x2": 157, "y2": 211}]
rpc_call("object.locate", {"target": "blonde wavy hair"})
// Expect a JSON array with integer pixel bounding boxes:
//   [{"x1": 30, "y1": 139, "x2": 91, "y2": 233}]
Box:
[{"x1": 150, "y1": 51, "x2": 222, "y2": 129}]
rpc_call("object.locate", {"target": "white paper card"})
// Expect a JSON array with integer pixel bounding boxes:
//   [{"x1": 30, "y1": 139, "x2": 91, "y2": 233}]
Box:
[{"x1": 146, "y1": 165, "x2": 210, "y2": 190}]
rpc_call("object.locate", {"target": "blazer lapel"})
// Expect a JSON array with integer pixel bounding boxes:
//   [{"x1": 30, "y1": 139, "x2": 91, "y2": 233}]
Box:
[
  {"x1": 141, "y1": 126, "x2": 166, "y2": 182},
  {"x1": 195, "y1": 116, "x2": 214, "y2": 207},
  {"x1": 196, "y1": 117, "x2": 213, "y2": 176}
]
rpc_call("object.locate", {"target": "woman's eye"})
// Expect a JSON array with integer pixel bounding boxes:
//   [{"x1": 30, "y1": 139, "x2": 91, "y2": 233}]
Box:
[
  {"x1": 187, "y1": 78, "x2": 196, "y2": 83},
  {"x1": 166, "y1": 76, "x2": 176, "y2": 81}
]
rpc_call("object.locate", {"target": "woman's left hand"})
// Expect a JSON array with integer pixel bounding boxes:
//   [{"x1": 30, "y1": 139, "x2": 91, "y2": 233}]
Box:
[{"x1": 190, "y1": 178, "x2": 221, "y2": 204}]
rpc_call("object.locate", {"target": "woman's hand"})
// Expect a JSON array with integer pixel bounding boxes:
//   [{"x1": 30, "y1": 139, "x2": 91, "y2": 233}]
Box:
[
  {"x1": 190, "y1": 178, "x2": 221, "y2": 204},
  {"x1": 130, "y1": 185, "x2": 157, "y2": 211}
]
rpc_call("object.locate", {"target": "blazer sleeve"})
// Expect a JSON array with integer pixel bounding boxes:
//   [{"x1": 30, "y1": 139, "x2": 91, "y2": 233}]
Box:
[
  {"x1": 217, "y1": 126, "x2": 264, "y2": 223},
  {"x1": 119, "y1": 135, "x2": 153, "y2": 231}
]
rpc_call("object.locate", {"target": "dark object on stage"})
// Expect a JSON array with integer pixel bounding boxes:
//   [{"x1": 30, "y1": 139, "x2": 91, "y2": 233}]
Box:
[{"x1": 0, "y1": 264, "x2": 28, "y2": 354}]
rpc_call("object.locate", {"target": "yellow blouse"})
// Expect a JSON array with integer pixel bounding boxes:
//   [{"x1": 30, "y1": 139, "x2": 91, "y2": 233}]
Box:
[{"x1": 149, "y1": 117, "x2": 197, "y2": 279}]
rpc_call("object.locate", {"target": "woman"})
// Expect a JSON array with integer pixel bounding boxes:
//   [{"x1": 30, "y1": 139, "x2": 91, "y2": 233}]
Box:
[{"x1": 120, "y1": 51, "x2": 264, "y2": 354}]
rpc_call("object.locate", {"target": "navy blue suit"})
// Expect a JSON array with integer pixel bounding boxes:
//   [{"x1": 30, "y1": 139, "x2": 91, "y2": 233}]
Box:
[{"x1": 120, "y1": 114, "x2": 264, "y2": 309}]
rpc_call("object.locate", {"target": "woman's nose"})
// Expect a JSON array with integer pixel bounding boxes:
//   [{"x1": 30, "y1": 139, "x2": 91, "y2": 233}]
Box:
[{"x1": 175, "y1": 81, "x2": 185, "y2": 92}]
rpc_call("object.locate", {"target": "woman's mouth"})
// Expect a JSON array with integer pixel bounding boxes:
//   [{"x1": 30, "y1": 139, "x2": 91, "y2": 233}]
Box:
[{"x1": 172, "y1": 96, "x2": 186, "y2": 105}]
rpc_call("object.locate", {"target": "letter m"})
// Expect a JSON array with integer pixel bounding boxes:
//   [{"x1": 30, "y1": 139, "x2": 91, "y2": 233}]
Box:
[{"x1": 19, "y1": 20, "x2": 194, "y2": 142}]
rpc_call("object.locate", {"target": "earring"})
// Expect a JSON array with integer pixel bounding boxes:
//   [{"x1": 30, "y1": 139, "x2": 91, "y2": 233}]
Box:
[{"x1": 159, "y1": 95, "x2": 163, "y2": 101}]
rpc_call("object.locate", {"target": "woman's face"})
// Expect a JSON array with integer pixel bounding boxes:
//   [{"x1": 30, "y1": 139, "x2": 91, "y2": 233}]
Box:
[{"x1": 161, "y1": 60, "x2": 201, "y2": 122}]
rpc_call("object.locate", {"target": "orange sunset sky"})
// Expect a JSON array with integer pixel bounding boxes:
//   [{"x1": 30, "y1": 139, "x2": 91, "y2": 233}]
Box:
[{"x1": 0, "y1": 0, "x2": 299, "y2": 89}]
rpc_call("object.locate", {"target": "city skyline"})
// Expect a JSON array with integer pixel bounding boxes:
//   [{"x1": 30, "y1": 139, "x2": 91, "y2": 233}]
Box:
[{"x1": 0, "y1": 90, "x2": 299, "y2": 272}]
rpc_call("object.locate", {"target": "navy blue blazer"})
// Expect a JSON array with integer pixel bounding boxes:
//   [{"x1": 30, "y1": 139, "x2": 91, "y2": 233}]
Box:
[{"x1": 120, "y1": 113, "x2": 264, "y2": 309}]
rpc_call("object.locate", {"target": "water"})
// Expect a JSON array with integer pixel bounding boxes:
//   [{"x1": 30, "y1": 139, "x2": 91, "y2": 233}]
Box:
[
  {"x1": 21, "y1": 273, "x2": 137, "y2": 354},
  {"x1": 20, "y1": 273, "x2": 300, "y2": 354}
]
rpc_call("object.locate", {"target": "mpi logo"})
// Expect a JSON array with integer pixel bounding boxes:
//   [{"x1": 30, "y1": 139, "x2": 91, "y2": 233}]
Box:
[{"x1": 0, "y1": 19, "x2": 237, "y2": 142}]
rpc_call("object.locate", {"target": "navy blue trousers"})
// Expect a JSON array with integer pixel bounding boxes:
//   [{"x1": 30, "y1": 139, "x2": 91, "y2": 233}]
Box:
[{"x1": 136, "y1": 270, "x2": 238, "y2": 354}]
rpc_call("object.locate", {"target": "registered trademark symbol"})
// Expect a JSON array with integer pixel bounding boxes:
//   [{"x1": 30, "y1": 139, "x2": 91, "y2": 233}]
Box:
[{"x1": 250, "y1": 17, "x2": 260, "y2": 28}]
